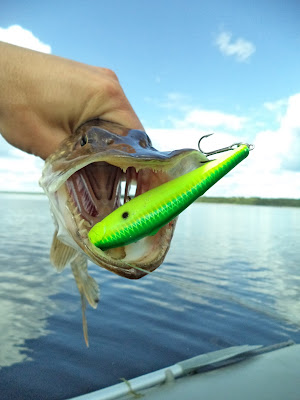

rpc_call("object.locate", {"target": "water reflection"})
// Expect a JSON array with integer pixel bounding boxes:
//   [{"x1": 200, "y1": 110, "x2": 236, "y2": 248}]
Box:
[
  {"x1": 108, "y1": 202, "x2": 300, "y2": 332},
  {"x1": 162, "y1": 204, "x2": 300, "y2": 327},
  {"x1": 0, "y1": 194, "x2": 73, "y2": 368},
  {"x1": 1, "y1": 193, "x2": 300, "y2": 383}
]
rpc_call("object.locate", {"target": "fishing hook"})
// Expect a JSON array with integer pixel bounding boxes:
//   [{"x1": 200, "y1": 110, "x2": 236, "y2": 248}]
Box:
[{"x1": 198, "y1": 133, "x2": 254, "y2": 156}]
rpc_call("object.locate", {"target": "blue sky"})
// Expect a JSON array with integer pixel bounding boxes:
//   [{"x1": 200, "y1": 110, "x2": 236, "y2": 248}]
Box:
[{"x1": 1, "y1": 1, "x2": 300, "y2": 197}]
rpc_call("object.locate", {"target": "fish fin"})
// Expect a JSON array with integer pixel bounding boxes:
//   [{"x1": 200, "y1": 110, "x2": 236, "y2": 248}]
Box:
[
  {"x1": 50, "y1": 230, "x2": 77, "y2": 271},
  {"x1": 80, "y1": 292, "x2": 89, "y2": 347},
  {"x1": 71, "y1": 253, "x2": 100, "y2": 346},
  {"x1": 71, "y1": 254, "x2": 100, "y2": 309}
]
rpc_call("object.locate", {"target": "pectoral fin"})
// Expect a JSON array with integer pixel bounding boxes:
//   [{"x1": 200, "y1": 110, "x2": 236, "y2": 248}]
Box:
[
  {"x1": 50, "y1": 230, "x2": 77, "y2": 271},
  {"x1": 71, "y1": 253, "x2": 100, "y2": 346}
]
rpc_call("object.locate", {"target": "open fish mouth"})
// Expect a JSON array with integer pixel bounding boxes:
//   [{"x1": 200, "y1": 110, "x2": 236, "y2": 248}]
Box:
[
  {"x1": 65, "y1": 163, "x2": 168, "y2": 227},
  {"x1": 64, "y1": 162, "x2": 174, "y2": 270},
  {"x1": 40, "y1": 120, "x2": 207, "y2": 278}
]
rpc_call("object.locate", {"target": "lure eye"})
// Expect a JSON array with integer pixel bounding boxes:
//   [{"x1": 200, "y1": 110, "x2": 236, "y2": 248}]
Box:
[
  {"x1": 122, "y1": 212, "x2": 129, "y2": 219},
  {"x1": 80, "y1": 135, "x2": 88, "y2": 146}
]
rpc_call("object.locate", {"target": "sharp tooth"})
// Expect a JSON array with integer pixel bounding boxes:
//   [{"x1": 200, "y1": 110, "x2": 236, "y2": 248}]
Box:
[
  {"x1": 78, "y1": 219, "x2": 87, "y2": 228},
  {"x1": 135, "y1": 170, "x2": 142, "y2": 197},
  {"x1": 79, "y1": 228, "x2": 88, "y2": 236},
  {"x1": 74, "y1": 213, "x2": 81, "y2": 221},
  {"x1": 124, "y1": 171, "x2": 131, "y2": 204}
]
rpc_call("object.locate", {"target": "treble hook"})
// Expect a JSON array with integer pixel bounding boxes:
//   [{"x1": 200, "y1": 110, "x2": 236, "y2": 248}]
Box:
[{"x1": 198, "y1": 133, "x2": 254, "y2": 156}]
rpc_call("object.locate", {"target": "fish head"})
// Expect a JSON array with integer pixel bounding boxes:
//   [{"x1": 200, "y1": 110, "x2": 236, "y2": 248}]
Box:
[{"x1": 40, "y1": 120, "x2": 208, "y2": 279}]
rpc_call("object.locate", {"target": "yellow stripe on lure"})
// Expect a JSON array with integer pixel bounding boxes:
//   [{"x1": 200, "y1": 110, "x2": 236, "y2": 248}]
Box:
[{"x1": 88, "y1": 140, "x2": 253, "y2": 250}]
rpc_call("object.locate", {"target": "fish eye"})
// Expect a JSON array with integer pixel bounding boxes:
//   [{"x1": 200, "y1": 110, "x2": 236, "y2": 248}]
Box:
[
  {"x1": 139, "y1": 139, "x2": 147, "y2": 148},
  {"x1": 122, "y1": 212, "x2": 129, "y2": 219},
  {"x1": 106, "y1": 138, "x2": 114, "y2": 145},
  {"x1": 80, "y1": 135, "x2": 88, "y2": 146}
]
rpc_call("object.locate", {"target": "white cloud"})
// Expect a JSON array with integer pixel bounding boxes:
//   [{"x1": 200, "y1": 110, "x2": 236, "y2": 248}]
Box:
[
  {"x1": 263, "y1": 97, "x2": 288, "y2": 126},
  {"x1": 148, "y1": 93, "x2": 300, "y2": 198},
  {"x1": 248, "y1": 94, "x2": 300, "y2": 175},
  {"x1": 220, "y1": 93, "x2": 300, "y2": 197},
  {"x1": 148, "y1": 127, "x2": 239, "y2": 154},
  {"x1": 146, "y1": 92, "x2": 246, "y2": 132},
  {"x1": 144, "y1": 92, "x2": 191, "y2": 112},
  {"x1": 2, "y1": 89, "x2": 300, "y2": 197},
  {"x1": 274, "y1": 94, "x2": 300, "y2": 171},
  {"x1": 148, "y1": 128, "x2": 203, "y2": 151},
  {"x1": 177, "y1": 109, "x2": 246, "y2": 131},
  {"x1": 0, "y1": 22, "x2": 299, "y2": 201},
  {"x1": 263, "y1": 98, "x2": 288, "y2": 112},
  {"x1": 147, "y1": 101, "x2": 247, "y2": 151},
  {"x1": 215, "y1": 31, "x2": 256, "y2": 62},
  {"x1": 0, "y1": 139, "x2": 44, "y2": 192},
  {"x1": 0, "y1": 25, "x2": 51, "y2": 53},
  {"x1": 0, "y1": 25, "x2": 50, "y2": 192}
]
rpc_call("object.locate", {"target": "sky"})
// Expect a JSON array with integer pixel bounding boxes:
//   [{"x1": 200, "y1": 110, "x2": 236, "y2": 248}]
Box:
[{"x1": 0, "y1": 0, "x2": 300, "y2": 198}]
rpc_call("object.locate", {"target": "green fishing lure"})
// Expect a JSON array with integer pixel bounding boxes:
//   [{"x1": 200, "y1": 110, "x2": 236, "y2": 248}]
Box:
[{"x1": 88, "y1": 140, "x2": 252, "y2": 250}]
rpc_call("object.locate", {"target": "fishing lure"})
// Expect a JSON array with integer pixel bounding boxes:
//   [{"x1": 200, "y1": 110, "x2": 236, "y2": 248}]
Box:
[{"x1": 88, "y1": 135, "x2": 253, "y2": 250}]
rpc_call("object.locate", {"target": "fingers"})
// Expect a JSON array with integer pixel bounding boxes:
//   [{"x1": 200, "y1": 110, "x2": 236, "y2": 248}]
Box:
[{"x1": 0, "y1": 43, "x2": 144, "y2": 159}]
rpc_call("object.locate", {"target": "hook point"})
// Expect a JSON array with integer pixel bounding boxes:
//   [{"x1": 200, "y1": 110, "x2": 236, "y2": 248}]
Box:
[{"x1": 198, "y1": 134, "x2": 254, "y2": 156}]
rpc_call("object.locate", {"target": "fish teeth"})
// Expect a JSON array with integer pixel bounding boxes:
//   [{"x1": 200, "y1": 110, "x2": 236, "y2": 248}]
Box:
[
  {"x1": 79, "y1": 228, "x2": 88, "y2": 237},
  {"x1": 78, "y1": 218, "x2": 90, "y2": 229},
  {"x1": 73, "y1": 213, "x2": 82, "y2": 224},
  {"x1": 67, "y1": 187, "x2": 92, "y2": 231}
]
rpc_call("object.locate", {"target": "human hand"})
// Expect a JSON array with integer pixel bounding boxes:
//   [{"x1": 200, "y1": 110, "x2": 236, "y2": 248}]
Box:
[{"x1": 0, "y1": 41, "x2": 143, "y2": 160}]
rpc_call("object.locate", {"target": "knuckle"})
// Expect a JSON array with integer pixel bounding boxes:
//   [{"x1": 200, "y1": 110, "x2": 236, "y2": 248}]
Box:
[
  {"x1": 101, "y1": 68, "x2": 119, "y2": 82},
  {"x1": 102, "y1": 77, "x2": 122, "y2": 99}
]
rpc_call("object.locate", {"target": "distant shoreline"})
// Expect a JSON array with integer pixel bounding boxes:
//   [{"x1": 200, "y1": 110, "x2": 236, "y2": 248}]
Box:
[
  {"x1": 1, "y1": 191, "x2": 299, "y2": 208},
  {"x1": 196, "y1": 196, "x2": 300, "y2": 208},
  {"x1": 0, "y1": 191, "x2": 45, "y2": 195}
]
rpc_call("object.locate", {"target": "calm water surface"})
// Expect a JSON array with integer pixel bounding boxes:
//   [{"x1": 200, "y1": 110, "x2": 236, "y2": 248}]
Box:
[{"x1": 0, "y1": 193, "x2": 300, "y2": 399}]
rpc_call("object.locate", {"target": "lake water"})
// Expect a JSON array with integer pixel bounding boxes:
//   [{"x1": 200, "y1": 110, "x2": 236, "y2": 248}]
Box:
[{"x1": 0, "y1": 193, "x2": 300, "y2": 399}]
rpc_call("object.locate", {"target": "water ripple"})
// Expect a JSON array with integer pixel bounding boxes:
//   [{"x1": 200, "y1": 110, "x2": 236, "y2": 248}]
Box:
[{"x1": 1, "y1": 195, "x2": 300, "y2": 400}]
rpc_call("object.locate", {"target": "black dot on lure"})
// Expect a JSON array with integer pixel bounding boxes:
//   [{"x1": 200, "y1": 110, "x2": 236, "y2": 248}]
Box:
[{"x1": 122, "y1": 212, "x2": 129, "y2": 219}]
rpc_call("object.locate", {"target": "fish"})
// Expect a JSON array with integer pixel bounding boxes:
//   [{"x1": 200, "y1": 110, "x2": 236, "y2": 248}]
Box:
[
  {"x1": 88, "y1": 144, "x2": 250, "y2": 250},
  {"x1": 39, "y1": 119, "x2": 208, "y2": 345}
]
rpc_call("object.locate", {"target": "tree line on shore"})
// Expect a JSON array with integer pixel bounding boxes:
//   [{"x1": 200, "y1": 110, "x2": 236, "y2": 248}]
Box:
[
  {"x1": 1, "y1": 192, "x2": 300, "y2": 208},
  {"x1": 196, "y1": 196, "x2": 300, "y2": 207}
]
